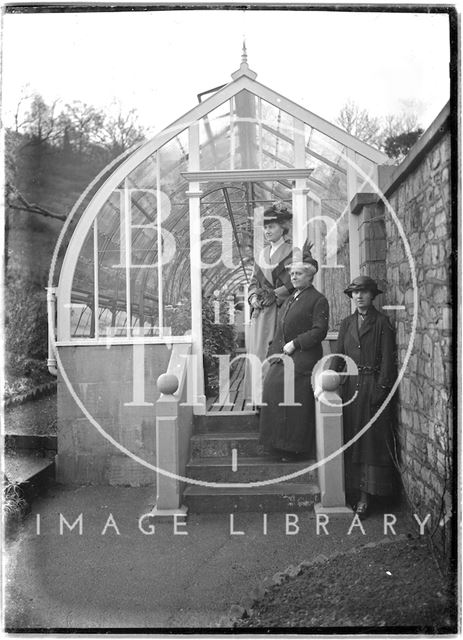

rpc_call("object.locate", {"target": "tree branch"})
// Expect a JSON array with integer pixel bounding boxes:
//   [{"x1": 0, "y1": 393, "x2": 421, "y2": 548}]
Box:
[
  {"x1": 8, "y1": 186, "x2": 66, "y2": 221},
  {"x1": 8, "y1": 204, "x2": 66, "y2": 221}
]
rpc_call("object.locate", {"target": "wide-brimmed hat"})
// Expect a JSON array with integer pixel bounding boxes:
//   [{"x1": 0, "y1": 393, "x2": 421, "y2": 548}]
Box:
[
  {"x1": 263, "y1": 201, "x2": 292, "y2": 225},
  {"x1": 344, "y1": 275, "x2": 382, "y2": 298},
  {"x1": 286, "y1": 240, "x2": 319, "y2": 273}
]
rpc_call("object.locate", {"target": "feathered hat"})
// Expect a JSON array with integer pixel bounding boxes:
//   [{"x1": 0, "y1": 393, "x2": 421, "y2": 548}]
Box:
[{"x1": 286, "y1": 239, "x2": 319, "y2": 273}]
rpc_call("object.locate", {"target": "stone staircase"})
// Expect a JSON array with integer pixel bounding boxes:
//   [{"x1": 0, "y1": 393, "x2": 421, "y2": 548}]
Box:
[{"x1": 183, "y1": 412, "x2": 320, "y2": 512}]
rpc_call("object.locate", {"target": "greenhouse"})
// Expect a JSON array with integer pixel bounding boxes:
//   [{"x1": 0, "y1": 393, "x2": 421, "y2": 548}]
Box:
[{"x1": 52, "y1": 53, "x2": 389, "y2": 491}]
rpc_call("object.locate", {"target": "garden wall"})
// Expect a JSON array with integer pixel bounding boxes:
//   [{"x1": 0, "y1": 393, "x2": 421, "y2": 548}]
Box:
[
  {"x1": 383, "y1": 105, "x2": 452, "y2": 528},
  {"x1": 56, "y1": 343, "x2": 170, "y2": 486},
  {"x1": 352, "y1": 103, "x2": 453, "y2": 548}
]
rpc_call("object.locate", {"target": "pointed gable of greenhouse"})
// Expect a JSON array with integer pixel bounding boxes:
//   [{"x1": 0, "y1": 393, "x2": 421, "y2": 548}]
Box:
[{"x1": 56, "y1": 57, "x2": 388, "y2": 343}]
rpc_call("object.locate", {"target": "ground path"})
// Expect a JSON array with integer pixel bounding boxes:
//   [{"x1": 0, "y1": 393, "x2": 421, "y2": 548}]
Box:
[{"x1": 5, "y1": 484, "x2": 430, "y2": 630}]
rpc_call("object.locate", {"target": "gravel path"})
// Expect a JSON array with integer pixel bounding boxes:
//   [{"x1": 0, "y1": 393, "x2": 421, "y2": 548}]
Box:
[
  {"x1": 236, "y1": 536, "x2": 456, "y2": 631},
  {"x1": 4, "y1": 394, "x2": 57, "y2": 435}
]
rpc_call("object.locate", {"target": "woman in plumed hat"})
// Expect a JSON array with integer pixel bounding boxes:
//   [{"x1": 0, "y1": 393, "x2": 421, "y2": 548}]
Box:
[
  {"x1": 259, "y1": 242, "x2": 329, "y2": 460},
  {"x1": 333, "y1": 276, "x2": 397, "y2": 518},
  {"x1": 245, "y1": 202, "x2": 296, "y2": 405}
]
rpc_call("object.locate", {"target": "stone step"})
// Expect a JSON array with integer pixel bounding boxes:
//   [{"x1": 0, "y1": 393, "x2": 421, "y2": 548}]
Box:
[
  {"x1": 190, "y1": 432, "x2": 263, "y2": 458},
  {"x1": 5, "y1": 434, "x2": 57, "y2": 453},
  {"x1": 194, "y1": 412, "x2": 259, "y2": 434},
  {"x1": 183, "y1": 482, "x2": 320, "y2": 513},
  {"x1": 186, "y1": 456, "x2": 318, "y2": 484},
  {"x1": 4, "y1": 451, "x2": 55, "y2": 501}
]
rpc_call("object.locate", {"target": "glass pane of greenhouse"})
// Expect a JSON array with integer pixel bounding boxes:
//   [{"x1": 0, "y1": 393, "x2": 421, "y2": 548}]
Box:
[
  {"x1": 70, "y1": 130, "x2": 193, "y2": 339},
  {"x1": 353, "y1": 152, "x2": 378, "y2": 192},
  {"x1": 70, "y1": 224, "x2": 94, "y2": 338},
  {"x1": 96, "y1": 191, "x2": 127, "y2": 337},
  {"x1": 158, "y1": 131, "x2": 191, "y2": 336},
  {"x1": 199, "y1": 100, "x2": 232, "y2": 171}
]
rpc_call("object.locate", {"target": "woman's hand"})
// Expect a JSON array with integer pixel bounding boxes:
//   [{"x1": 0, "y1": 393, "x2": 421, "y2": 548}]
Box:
[
  {"x1": 283, "y1": 341, "x2": 296, "y2": 355},
  {"x1": 250, "y1": 294, "x2": 263, "y2": 309},
  {"x1": 261, "y1": 288, "x2": 276, "y2": 307}
]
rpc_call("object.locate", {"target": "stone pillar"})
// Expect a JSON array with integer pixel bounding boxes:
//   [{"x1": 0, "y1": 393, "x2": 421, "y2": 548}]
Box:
[
  {"x1": 150, "y1": 373, "x2": 187, "y2": 519},
  {"x1": 314, "y1": 370, "x2": 353, "y2": 516}
]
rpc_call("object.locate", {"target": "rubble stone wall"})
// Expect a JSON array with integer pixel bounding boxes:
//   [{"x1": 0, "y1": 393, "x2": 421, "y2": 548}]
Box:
[{"x1": 383, "y1": 125, "x2": 452, "y2": 534}]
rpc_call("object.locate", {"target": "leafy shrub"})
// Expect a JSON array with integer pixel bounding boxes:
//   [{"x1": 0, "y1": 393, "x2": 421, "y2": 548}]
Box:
[
  {"x1": 3, "y1": 476, "x2": 29, "y2": 539},
  {"x1": 3, "y1": 478, "x2": 27, "y2": 516},
  {"x1": 163, "y1": 300, "x2": 191, "y2": 336},
  {"x1": 202, "y1": 296, "x2": 237, "y2": 395},
  {"x1": 5, "y1": 279, "x2": 50, "y2": 388},
  {"x1": 5, "y1": 279, "x2": 48, "y2": 360}
]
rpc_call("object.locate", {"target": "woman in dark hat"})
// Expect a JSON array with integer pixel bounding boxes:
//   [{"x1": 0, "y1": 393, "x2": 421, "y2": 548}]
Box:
[
  {"x1": 333, "y1": 275, "x2": 397, "y2": 518},
  {"x1": 245, "y1": 202, "x2": 296, "y2": 405},
  {"x1": 259, "y1": 242, "x2": 329, "y2": 460}
]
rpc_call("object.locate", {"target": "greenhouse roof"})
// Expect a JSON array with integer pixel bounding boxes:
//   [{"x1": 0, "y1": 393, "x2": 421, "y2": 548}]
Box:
[{"x1": 58, "y1": 53, "x2": 388, "y2": 341}]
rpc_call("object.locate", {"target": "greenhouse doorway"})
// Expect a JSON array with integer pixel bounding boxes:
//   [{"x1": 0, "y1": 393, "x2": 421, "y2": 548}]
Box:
[
  {"x1": 200, "y1": 182, "x2": 252, "y2": 412},
  {"x1": 185, "y1": 171, "x2": 313, "y2": 413}
]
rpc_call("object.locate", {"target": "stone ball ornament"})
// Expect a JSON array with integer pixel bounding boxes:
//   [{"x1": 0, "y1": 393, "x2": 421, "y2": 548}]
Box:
[
  {"x1": 320, "y1": 370, "x2": 340, "y2": 392},
  {"x1": 157, "y1": 373, "x2": 179, "y2": 395}
]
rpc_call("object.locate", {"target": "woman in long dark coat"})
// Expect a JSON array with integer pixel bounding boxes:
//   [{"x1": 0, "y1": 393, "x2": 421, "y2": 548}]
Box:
[
  {"x1": 334, "y1": 276, "x2": 397, "y2": 518},
  {"x1": 259, "y1": 247, "x2": 329, "y2": 461}
]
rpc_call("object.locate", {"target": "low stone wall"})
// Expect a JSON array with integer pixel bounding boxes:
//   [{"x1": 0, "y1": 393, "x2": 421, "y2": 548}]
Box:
[{"x1": 56, "y1": 343, "x2": 170, "y2": 486}]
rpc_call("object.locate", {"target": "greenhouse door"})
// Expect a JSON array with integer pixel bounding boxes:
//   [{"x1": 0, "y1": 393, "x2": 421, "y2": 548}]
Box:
[{"x1": 184, "y1": 168, "x2": 313, "y2": 415}]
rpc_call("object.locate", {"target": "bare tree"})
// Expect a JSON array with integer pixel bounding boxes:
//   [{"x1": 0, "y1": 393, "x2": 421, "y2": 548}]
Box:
[
  {"x1": 13, "y1": 86, "x2": 33, "y2": 133},
  {"x1": 383, "y1": 111, "x2": 420, "y2": 140},
  {"x1": 58, "y1": 101, "x2": 105, "y2": 154},
  {"x1": 336, "y1": 100, "x2": 382, "y2": 147},
  {"x1": 24, "y1": 93, "x2": 61, "y2": 144},
  {"x1": 337, "y1": 100, "x2": 423, "y2": 159},
  {"x1": 96, "y1": 101, "x2": 146, "y2": 155}
]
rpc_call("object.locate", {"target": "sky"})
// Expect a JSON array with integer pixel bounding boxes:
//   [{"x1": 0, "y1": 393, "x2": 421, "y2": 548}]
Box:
[{"x1": 2, "y1": 8, "x2": 451, "y2": 136}]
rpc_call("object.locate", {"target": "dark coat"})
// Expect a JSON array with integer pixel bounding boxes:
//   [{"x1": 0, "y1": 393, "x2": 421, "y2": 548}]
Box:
[
  {"x1": 268, "y1": 286, "x2": 330, "y2": 375},
  {"x1": 259, "y1": 286, "x2": 329, "y2": 454},
  {"x1": 334, "y1": 306, "x2": 396, "y2": 467}
]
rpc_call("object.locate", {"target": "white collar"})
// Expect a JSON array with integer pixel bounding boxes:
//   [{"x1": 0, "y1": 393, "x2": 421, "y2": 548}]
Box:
[{"x1": 269, "y1": 237, "x2": 285, "y2": 256}]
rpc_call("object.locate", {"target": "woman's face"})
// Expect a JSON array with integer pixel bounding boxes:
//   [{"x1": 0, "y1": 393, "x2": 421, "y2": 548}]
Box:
[
  {"x1": 264, "y1": 222, "x2": 284, "y2": 243},
  {"x1": 352, "y1": 289, "x2": 374, "y2": 311},
  {"x1": 290, "y1": 267, "x2": 314, "y2": 290}
]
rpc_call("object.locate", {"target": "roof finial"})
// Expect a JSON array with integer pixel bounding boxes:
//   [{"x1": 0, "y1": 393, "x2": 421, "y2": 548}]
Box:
[
  {"x1": 241, "y1": 39, "x2": 247, "y2": 64},
  {"x1": 231, "y1": 39, "x2": 257, "y2": 80}
]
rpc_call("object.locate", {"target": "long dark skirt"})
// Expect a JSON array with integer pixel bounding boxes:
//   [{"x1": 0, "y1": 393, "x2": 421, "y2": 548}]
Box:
[
  {"x1": 342, "y1": 378, "x2": 397, "y2": 497},
  {"x1": 344, "y1": 451, "x2": 396, "y2": 497},
  {"x1": 259, "y1": 361, "x2": 315, "y2": 455}
]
